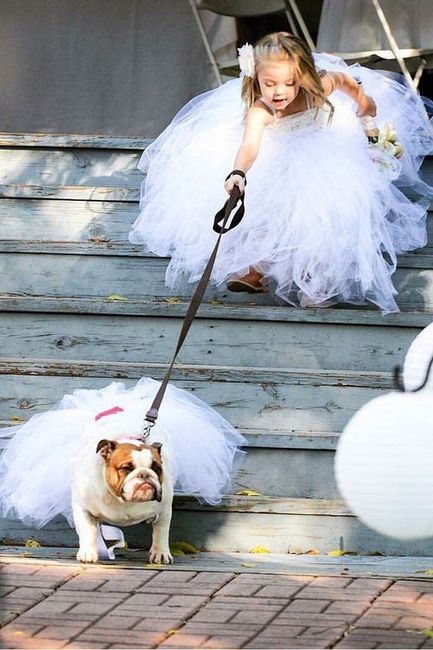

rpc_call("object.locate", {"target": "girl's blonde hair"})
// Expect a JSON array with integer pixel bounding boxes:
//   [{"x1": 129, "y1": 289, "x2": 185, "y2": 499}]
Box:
[{"x1": 241, "y1": 32, "x2": 333, "y2": 119}]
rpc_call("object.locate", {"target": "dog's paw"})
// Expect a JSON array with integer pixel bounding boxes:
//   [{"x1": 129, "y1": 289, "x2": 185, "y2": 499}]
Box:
[
  {"x1": 149, "y1": 545, "x2": 173, "y2": 565},
  {"x1": 76, "y1": 545, "x2": 99, "y2": 563}
]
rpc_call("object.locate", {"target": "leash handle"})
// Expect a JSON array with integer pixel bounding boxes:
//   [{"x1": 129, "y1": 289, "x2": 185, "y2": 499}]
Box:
[{"x1": 145, "y1": 186, "x2": 243, "y2": 425}]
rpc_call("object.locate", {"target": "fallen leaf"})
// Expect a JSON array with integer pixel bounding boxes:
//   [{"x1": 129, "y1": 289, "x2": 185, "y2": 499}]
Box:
[
  {"x1": 249, "y1": 545, "x2": 270, "y2": 554},
  {"x1": 170, "y1": 541, "x2": 198, "y2": 555},
  {"x1": 25, "y1": 539, "x2": 41, "y2": 548},
  {"x1": 424, "y1": 569, "x2": 433, "y2": 575},
  {"x1": 167, "y1": 630, "x2": 179, "y2": 637},
  {"x1": 236, "y1": 490, "x2": 262, "y2": 497},
  {"x1": 304, "y1": 549, "x2": 320, "y2": 555},
  {"x1": 241, "y1": 562, "x2": 256, "y2": 568},
  {"x1": 22, "y1": 552, "x2": 32, "y2": 558},
  {"x1": 422, "y1": 629, "x2": 433, "y2": 639},
  {"x1": 166, "y1": 297, "x2": 181, "y2": 304},
  {"x1": 11, "y1": 416, "x2": 24, "y2": 422},
  {"x1": 170, "y1": 548, "x2": 185, "y2": 558},
  {"x1": 143, "y1": 563, "x2": 163, "y2": 569},
  {"x1": 342, "y1": 551, "x2": 358, "y2": 556},
  {"x1": 327, "y1": 549, "x2": 345, "y2": 557},
  {"x1": 13, "y1": 632, "x2": 26, "y2": 637},
  {"x1": 105, "y1": 294, "x2": 128, "y2": 302}
]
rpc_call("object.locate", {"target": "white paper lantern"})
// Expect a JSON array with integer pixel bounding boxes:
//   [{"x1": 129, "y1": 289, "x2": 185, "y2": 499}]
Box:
[
  {"x1": 403, "y1": 321, "x2": 433, "y2": 391},
  {"x1": 335, "y1": 391, "x2": 433, "y2": 540}
]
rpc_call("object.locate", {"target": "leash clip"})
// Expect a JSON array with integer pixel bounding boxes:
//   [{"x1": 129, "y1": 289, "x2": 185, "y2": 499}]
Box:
[{"x1": 140, "y1": 419, "x2": 155, "y2": 441}]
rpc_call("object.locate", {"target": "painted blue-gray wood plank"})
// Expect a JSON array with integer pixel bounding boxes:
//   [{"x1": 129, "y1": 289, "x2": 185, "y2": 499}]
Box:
[
  {"x1": 1, "y1": 295, "x2": 433, "y2": 327},
  {"x1": 3, "y1": 506, "x2": 433, "y2": 555},
  {"x1": 0, "y1": 133, "x2": 152, "y2": 149},
  {"x1": 0, "y1": 312, "x2": 413, "y2": 372},
  {"x1": 0, "y1": 359, "x2": 392, "y2": 389},
  {"x1": 0, "y1": 374, "x2": 383, "y2": 433},
  {"x1": 0, "y1": 148, "x2": 141, "y2": 187},
  {"x1": 0, "y1": 197, "x2": 432, "y2": 256},
  {"x1": 3, "y1": 239, "x2": 433, "y2": 266},
  {"x1": 2, "y1": 547, "x2": 433, "y2": 578},
  {"x1": 0, "y1": 199, "x2": 137, "y2": 243},
  {"x1": 2, "y1": 252, "x2": 433, "y2": 310}
]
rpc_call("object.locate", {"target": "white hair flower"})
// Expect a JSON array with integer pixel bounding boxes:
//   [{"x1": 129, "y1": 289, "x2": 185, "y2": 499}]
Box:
[{"x1": 237, "y1": 44, "x2": 255, "y2": 78}]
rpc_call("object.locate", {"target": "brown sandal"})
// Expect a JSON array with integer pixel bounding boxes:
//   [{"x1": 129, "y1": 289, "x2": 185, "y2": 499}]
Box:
[
  {"x1": 226, "y1": 269, "x2": 267, "y2": 294},
  {"x1": 226, "y1": 279, "x2": 267, "y2": 293}
]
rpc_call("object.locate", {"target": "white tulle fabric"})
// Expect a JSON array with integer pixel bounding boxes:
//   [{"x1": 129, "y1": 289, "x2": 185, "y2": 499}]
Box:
[
  {"x1": 129, "y1": 53, "x2": 433, "y2": 314},
  {"x1": 0, "y1": 378, "x2": 245, "y2": 528}
]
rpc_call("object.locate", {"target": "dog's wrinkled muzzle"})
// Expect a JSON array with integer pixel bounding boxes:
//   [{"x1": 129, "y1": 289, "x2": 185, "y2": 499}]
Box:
[{"x1": 122, "y1": 473, "x2": 162, "y2": 503}]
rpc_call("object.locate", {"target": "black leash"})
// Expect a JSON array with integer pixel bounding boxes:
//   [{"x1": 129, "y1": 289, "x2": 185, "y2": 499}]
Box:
[{"x1": 142, "y1": 184, "x2": 245, "y2": 433}]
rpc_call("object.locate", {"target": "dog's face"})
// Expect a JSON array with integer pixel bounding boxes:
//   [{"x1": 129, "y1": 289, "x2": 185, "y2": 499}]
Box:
[{"x1": 96, "y1": 439, "x2": 163, "y2": 503}]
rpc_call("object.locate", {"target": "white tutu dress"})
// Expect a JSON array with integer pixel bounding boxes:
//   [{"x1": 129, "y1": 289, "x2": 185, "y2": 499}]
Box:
[
  {"x1": 129, "y1": 53, "x2": 433, "y2": 314},
  {"x1": 0, "y1": 378, "x2": 245, "y2": 529}
]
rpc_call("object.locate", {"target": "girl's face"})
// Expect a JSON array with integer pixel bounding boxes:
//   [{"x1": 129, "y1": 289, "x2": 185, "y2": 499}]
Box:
[{"x1": 257, "y1": 58, "x2": 300, "y2": 111}]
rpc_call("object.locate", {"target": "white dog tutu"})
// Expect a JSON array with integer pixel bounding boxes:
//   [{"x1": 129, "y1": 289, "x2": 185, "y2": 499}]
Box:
[
  {"x1": 0, "y1": 378, "x2": 245, "y2": 528},
  {"x1": 130, "y1": 53, "x2": 433, "y2": 314}
]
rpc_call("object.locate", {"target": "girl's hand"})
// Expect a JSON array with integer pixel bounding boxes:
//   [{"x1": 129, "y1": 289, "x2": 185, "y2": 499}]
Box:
[
  {"x1": 356, "y1": 94, "x2": 377, "y2": 118},
  {"x1": 224, "y1": 173, "x2": 246, "y2": 194}
]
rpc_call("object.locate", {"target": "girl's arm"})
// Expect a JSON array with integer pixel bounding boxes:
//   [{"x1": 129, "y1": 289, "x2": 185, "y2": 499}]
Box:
[
  {"x1": 321, "y1": 71, "x2": 377, "y2": 117},
  {"x1": 225, "y1": 106, "x2": 269, "y2": 193}
]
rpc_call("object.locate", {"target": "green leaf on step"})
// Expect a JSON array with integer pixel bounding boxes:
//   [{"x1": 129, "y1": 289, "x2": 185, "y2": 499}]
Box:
[
  {"x1": 327, "y1": 549, "x2": 345, "y2": 557},
  {"x1": 25, "y1": 539, "x2": 41, "y2": 548},
  {"x1": 423, "y1": 569, "x2": 433, "y2": 575},
  {"x1": 241, "y1": 562, "x2": 256, "y2": 568},
  {"x1": 11, "y1": 416, "x2": 24, "y2": 422},
  {"x1": 170, "y1": 548, "x2": 185, "y2": 557},
  {"x1": 170, "y1": 541, "x2": 199, "y2": 555},
  {"x1": 106, "y1": 294, "x2": 128, "y2": 302},
  {"x1": 422, "y1": 629, "x2": 433, "y2": 638}
]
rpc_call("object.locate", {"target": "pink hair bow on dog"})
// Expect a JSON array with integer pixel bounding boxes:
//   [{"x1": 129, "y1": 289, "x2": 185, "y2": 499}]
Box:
[{"x1": 94, "y1": 406, "x2": 125, "y2": 422}]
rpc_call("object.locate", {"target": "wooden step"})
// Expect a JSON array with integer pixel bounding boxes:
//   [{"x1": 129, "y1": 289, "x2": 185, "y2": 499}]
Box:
[
  {"x1": 0, "y1": 310, "x2": 417, "y2": 373},
  {"x1": 0, "y1": 132, "x2": 150, "y2": 149},
  {"x1": 2, "y1": 251, "x2": 433, "y2": 310},
  {"x1": 0, "y1": 145, "x2": 431, "y2": 208},
  {"x1": 3, "y1": 495, "x2": 433, "y2": 556},
  {"x1": 1, "y1": 196, "x2": 433, "y2": 255},
  {"x1": 0, "y1": 365, "x2": 387, "y2": 434},
  {"x1": 1, "y1": 294, "x2": 432, "y2": 326}
]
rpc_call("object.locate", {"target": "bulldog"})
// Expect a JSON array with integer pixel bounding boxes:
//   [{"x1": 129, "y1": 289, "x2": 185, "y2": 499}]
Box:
[{"x1": 71, "y1": 428, "x2": 173, "y2": 565}]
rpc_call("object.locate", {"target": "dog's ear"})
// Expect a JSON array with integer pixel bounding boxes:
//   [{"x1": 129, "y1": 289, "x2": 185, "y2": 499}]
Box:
[
  {"x1": 151, "y1": 442, "x2": 163, "y2": 452},
  {"x1": 96, "y1": 439, "x2": 117, "y2": 460}
]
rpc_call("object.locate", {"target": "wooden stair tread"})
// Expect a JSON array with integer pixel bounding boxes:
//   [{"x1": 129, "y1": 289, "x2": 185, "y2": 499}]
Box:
[{"x1": 1, "y1": 294, "x2": 432, "y2": 325}]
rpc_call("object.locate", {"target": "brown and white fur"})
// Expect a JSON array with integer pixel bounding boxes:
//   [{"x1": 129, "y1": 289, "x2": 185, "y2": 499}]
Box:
[{"x1": 71, "y1": 437, "x2": 173, "y2": 564}]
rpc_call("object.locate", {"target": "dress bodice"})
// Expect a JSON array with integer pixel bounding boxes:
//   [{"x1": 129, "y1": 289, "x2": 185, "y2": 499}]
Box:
[
  {"x1": 259, "y1": 93, "x2": 331, "y2": 137},
  {"x1": 265, "y1": 105, "x2": 331, "y2": 139}
]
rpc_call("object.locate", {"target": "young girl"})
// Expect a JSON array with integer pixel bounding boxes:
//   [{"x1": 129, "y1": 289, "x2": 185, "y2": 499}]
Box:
[{"x1": 130, "y1": 32, "x2": 433, "y2": 313}]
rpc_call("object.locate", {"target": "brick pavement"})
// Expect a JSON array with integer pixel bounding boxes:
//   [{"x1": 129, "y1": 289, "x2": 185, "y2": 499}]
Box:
[{"x1": 1, "y1": 561, "x2": 433, "y2": 649}]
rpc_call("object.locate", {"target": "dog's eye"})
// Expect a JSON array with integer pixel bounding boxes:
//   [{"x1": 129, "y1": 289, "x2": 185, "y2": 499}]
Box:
[
  {"x1": 119, "y1": 463, "x2": 134, "y2": 474},
  {"x1": 151, "y1": 461, "x2": 162, "y2": 476}
]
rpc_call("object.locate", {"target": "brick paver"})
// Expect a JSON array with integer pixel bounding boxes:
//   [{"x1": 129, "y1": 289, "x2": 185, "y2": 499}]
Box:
[{"x1": 1, "y1": 560, "x2": 433, "y2": 649}]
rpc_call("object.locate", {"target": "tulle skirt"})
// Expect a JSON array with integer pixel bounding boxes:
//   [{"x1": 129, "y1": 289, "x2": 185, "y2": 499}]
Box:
[
  {"x1": 129, "y1": 52, "x2": 433, "y2": 314},
  {"x1": 0, "y1": 378, "x2": 245, "y2": 528}
]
